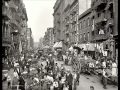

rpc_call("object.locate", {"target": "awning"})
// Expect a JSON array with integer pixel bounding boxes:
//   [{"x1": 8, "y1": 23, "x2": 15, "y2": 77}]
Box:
[
  {"x1": 53, "y1": 41, "x2": 62, "y2": 48},
  {"x1": 57, "y1": 41, "x2": 62, "y2": 48},
  {"x1": 53, "y1": 42, "x2": 59, "y2": 48},
  {"x1": 78, "y1": 44, "x2": 86, "y2": 50},
  {"x1": 78, "y1": 43, "x2": 95, "y2": 51}
]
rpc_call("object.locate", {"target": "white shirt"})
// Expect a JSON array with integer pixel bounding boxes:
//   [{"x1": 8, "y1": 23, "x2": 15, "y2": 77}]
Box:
[
  {"x1": 47, "y1": 76, "x2": 54, "y2": 82},
  {"x1": 103, "y1": 69, "x2": 107, "y2": 77},
  {"x1": 7, "y1": 76, "x2": 11, "y2": 81},
  {"x1": 96, "y1": 61, "x2": 99, "y2": 64},
  {"x1": 73, "y1": 73, "x2": 77, "y2": 79},
  {"x1": 61, "y1": 77, "x2": 66, "y2": 84},
  {"x1": 14, "y1": 72, "x2": 18, "y2": 78},
  {"x1": 102, "y1": 61, "x2": 106, "y2": 68},
  {"x1": 53, "y1": 81, "x2": 58, "y2": 88},
  {"x1": 89, "y1": 63, "x2": 92, "y2": 67},
  {"x1": 112, "y1": 63, "x2": 117, "y2": 76},
  {"x1": 63, "y1": 86, "x2": 69, "y2": 90}
]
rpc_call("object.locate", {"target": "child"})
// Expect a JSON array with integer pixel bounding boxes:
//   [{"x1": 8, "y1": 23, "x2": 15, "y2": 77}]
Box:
[{"x1": 63, "y1": 83, "x2": 69, "y2": 90}]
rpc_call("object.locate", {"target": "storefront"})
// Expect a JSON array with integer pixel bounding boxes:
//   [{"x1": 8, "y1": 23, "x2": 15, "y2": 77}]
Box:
[
  {"x1": 53, "y1": 41, "x2": 63, "y2": 61},
  {"x1": 78, "y1": 43, "x2": 96, "y2": 59},
  {"x1": 103, "y1": 38, "x2": 115, "y2": 59}
]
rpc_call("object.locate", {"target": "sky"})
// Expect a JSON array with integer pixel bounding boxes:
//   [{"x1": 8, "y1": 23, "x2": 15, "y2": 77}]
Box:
[{"x1": 23, "y1": 0, "x2": 56, "y2": 42}]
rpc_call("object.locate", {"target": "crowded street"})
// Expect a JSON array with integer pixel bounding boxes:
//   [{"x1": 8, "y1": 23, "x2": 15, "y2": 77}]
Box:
[{"x1": 2, "y1": 0, "x2": 118, "y2": 90}]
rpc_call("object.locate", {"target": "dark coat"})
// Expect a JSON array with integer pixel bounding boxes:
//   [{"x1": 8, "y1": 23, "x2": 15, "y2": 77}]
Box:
[{"x1": 66, "y1": 73, "x2": 73, "y2": 85}]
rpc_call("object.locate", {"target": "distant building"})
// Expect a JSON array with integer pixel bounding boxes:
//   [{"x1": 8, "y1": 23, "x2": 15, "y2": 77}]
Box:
[
  {"x1": 34, "y1": 42, "x2": 39, "y2": 50},
  {"x1": 39, "y1": 38, "x2": 44, "y2": 49},
  {"x1": 43, "y1": 27, "x2": 54, "y2": 47},
  {"x1": 78, "y1": 8, "x2": 92, "y2": 44},
  {"x1": 53, "y1": 0, "x2": 92, "y2": 51},
  {"x1": 26, "y1": 28, "x2": 34, "y2": 50}
]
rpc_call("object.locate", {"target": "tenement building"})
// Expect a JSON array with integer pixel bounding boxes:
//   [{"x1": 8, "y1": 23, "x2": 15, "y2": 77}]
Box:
[
  {"x1": 78, "y1": 8, "x2": 92, "y2": 44},
  {"x1": 43, "y1": 28, "x2": 54, "y2": 47},
  {"x1": 2, "y1": 0, "x2": 28, "y2": 66},
  {"x1": 91, "y1": 0, "x2": 118, "y2": 61},
  {"x1": 53, "y1": 0, "x2": 91, "y2": 51}
]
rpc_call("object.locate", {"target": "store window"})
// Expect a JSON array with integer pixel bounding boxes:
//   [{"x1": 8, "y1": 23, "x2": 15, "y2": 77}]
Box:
[
  {"x1": 84, "y1": 20, "x2": 86, "y2": 28},
  {"x1": 79, "y1": 22, "x2": 81, "y2": 30},
  {"x1": 81, "y1": 21, "x2": 82, "y2": 29},
  {"x1": 88, "y1": 18, "x2": 90, "y2": 26}
]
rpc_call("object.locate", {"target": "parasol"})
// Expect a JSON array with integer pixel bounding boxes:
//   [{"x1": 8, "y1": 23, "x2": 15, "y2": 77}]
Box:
[{"x1": 73, "y1": 46, "x2": 83, "y2": 54}]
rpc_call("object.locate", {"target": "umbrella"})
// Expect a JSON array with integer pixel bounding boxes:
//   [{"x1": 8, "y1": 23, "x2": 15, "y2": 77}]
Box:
[{"x1": 73, "y1": 46, "x2": 83, "y2": 54}]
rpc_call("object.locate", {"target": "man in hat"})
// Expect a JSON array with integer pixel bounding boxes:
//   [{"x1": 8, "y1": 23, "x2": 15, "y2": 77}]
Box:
[
  {"x1": 66, "y1": 69, "x2": 73, "y2": 90},
  {"x1": 102, "y1": 68, "x2": 108, "y2": 89},
  {"x1": 19, "y1": 76, "x2": 25, "y2": 90}
]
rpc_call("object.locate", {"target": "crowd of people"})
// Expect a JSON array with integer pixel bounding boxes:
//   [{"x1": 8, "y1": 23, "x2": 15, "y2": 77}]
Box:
[
  {"x1": 2, "y1": 48, "x2": 117, "y2": 90},
  {"x1": 26, "y1": 54, "x2": 81, "y2": 90}
]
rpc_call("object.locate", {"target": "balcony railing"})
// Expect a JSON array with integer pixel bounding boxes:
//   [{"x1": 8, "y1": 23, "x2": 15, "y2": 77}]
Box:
[
  {"x1": 10, "y1": 19, "x2": 21, "y2": 31},
  {"x1": 9, "y1": 1, "x2": 18, "y2": 11},
  {"x1": 72, "y1": 16, "x2": 77, "y2": 24},
  {"x1": 95, "y1": 13, "x2": 107, "y2": 24},
  {"x1": 107, "y1": 0, "x2": 113, "y2": 3},
  {"x1": 94, "y1": 34, "x2": 108, "y2": 41},
  {"x1": 2, "y1": 5, "x2": 11, "y2": 19},
  {"x1": 2, "y1": 37, "x2": 11, "y2": 45}
]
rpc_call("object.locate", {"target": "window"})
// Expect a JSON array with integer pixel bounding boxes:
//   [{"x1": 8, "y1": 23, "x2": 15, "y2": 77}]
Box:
[
  {"x1": 82, "y1": 21, "x2": 84, "y2": 29},
  {"x1": 92, "y1": 31, "x2": 94, "y2": 36},
  {"x1": 86, "y1": 19, "x2": 88, "y2": 27},
  {"x1": 110, "y1": 12, "x2": 113, "y2": 18},
  {"x1": 84, "y1": 33, "x2": 86, "y2": 41},
  {"x1": 84, "y1": 20, "x2": 85, "y2": 28},
  {"x1": 81, "y1": 21, "x2": 83, "y2": 29},
  {"x1": 88, "y1": 32, "x2": 90, "y2": 41},
  {"x1": 98, "y1": 13, "x2": 100, "y2": 18},
  {"x1": 91, "y1": 16, "x2": 94, "y2": 25},
  {"x1": 79, "y1": 22, "x2": 81, "y2": 30},
  {"x1": 80, "y1": 34, "x2": 82, "y2": 40},
  {"x1": 88, "y1": 18, "x2": 90, "y2": 26}
]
